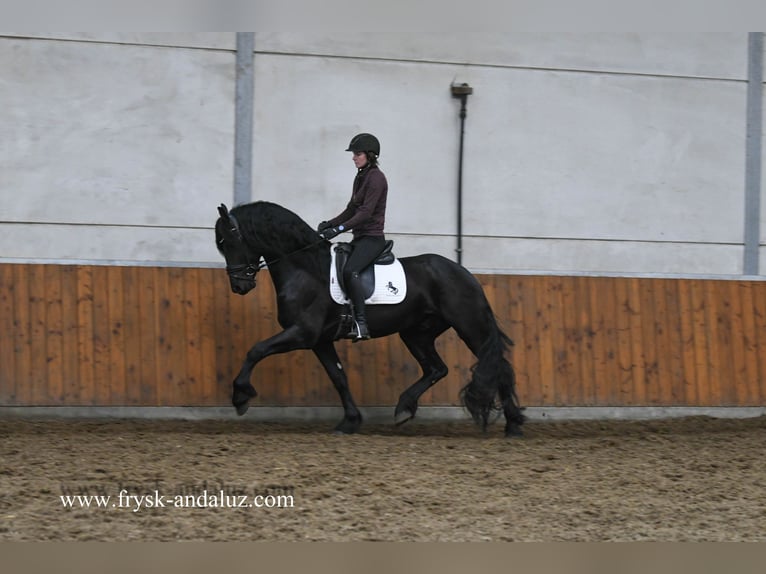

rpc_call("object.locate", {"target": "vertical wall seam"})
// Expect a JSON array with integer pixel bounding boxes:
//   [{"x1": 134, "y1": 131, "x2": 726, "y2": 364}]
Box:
[
  {"x1": 234, "y1": 32, "x2": 255, "y2": 206},
  {"x1": 744, "y1": 32, "x2": 764, "y2": 275}
]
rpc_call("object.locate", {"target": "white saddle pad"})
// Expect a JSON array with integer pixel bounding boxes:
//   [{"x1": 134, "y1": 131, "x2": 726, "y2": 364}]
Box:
[{"x1": 329, "y1": 244, "x2": 407, "y2": 305}]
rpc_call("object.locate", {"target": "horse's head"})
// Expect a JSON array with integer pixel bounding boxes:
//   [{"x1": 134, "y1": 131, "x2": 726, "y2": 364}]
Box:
[{"x1": 216, "y1": 204, "x2": 258, "y2": 295}]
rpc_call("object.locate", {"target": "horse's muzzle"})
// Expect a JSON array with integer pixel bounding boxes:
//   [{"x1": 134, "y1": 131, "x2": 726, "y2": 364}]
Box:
[
  {"x1": 226, "y1": 263, "x2": 258, "y2": 295},
  {"x1": 229, "y1": 277, "x2": 256, "y2": 295}
]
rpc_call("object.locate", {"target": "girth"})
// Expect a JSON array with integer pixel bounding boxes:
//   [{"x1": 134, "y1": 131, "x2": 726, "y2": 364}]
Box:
[{"x1": 334, "y1": 240, "x2": 395, "y2": 299}]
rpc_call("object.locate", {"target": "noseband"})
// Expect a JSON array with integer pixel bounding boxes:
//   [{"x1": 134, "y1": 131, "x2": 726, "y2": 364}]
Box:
[{"x1": 226, "y1": 262, "x2": 258, "y2": 283}]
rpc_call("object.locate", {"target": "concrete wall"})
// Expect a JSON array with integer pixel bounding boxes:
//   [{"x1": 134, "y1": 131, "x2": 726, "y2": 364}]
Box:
[{"x1": 1, "y1": 33, "x2": 763, "y2": 275}]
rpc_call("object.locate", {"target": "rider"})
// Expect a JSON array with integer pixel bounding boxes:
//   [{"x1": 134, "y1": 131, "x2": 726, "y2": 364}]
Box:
[{"x1": 317, "y1": 133, "x2": 388, "y2": 341}]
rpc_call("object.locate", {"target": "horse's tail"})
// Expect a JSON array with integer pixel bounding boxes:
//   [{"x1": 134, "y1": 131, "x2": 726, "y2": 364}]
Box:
[{"x1": 459, "y1": 326, "x2": 525, "y2": 432}]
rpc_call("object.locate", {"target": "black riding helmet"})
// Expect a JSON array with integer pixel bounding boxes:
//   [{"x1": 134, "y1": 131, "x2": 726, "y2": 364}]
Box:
[{"x1": 346, "y1": 133, "x2": 380, "y2": 156}]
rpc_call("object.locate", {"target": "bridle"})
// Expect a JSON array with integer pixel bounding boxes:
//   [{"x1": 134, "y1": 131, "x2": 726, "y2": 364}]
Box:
[{"x1": 219, "y1": 207, "x2": 326, "y2": 283}]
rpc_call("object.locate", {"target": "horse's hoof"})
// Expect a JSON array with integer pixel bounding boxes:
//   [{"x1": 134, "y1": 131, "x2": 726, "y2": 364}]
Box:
[
  {"x1": 333, "y1": 419, "x2": 361, "y2": 434},
  {"x1": 234, "y1": 402, "x2": 250, "y2": 416},
  {"x1": 504, "y1": 425, "x2": 524, "y2": 438},
  {"x1": 394, "y1": 409, "x2": 414, "y2": 426},
  {"x1": 232, "y1": 384, "x2": 257, "y2": 416}
]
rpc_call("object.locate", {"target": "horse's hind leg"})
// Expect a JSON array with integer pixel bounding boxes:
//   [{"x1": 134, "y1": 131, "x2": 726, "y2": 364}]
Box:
[
  {"x1": 312, "y1": 340, "x2": 363, "y2": 434},
  {"x1": 498, "y1": 367, "x2": 525, "y2": 438},
  {"x1": 395, "y1": 326, "x2": 449, "y2": 425}
]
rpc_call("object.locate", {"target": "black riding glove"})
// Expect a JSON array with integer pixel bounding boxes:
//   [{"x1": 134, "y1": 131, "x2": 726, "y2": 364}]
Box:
[
  {"x1": 317, "y1": 221, "x2": 332, "y2": 232},
  {"x1": 319, "y1": 225, "x2": 345, "y2": 240}
]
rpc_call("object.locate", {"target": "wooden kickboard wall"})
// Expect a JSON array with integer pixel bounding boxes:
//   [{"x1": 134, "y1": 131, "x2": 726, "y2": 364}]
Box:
[{"x1": 1, "y1": 263, "x2": 764, "y2": 408}]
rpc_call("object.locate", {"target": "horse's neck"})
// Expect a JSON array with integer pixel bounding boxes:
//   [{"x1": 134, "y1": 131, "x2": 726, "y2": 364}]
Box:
[{"x1": 263, "y1": 243, "x2": 329, "y2": 293}]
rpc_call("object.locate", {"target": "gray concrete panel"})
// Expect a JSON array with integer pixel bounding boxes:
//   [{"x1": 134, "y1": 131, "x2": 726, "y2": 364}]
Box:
[
  {"x1": 463, "y1": 237, "x2": 743, "y2": 276},
  {"x1": 0, "y1": 222, "x2": 220, "y2": 264},
  {"x1": 1, "y1": 33, "x2": 236, "y2": 50},
  {"x1": 256, "y1": 33, "x2": 746, "y2": 80},
  {"x1": 462, "y1": 69, "x2": 746, "y2": 244},
  {"x1": 0, "y1": 38, "x2": 234, "y2": 229}
]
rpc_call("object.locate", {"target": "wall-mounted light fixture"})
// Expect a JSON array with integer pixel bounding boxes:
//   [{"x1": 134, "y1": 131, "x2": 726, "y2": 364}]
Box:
[{"x1": 451, "y1": 82, "x2": 473, "y2": 266}]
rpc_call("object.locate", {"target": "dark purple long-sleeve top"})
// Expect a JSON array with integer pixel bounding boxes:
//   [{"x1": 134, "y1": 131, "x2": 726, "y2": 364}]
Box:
[{"x1": 327, "y1": 165, "x2": 387, "y2": 238}]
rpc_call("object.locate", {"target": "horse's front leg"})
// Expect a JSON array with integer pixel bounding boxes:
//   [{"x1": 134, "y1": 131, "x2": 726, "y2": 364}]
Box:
[
  {"x1": 312, "y1": 340, "x2": 362, "y2": 434},
  {"x1": 232, "y1": 325, "x2": 307, "y2": 415}
]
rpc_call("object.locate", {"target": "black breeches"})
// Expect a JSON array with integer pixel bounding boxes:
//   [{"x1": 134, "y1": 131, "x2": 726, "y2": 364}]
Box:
[{"x1": 343, "y1": 235, "x2": 386, "y2": 287}]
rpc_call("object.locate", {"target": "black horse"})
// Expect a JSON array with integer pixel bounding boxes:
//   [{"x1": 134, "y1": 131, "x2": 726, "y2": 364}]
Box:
[{"x1": 215, "y1": 201, "x2": 525, "y2": 437}]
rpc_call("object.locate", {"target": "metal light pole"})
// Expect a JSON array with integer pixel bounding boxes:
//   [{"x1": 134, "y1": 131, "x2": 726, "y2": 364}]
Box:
[{"x1": 451, "y1": 82, "x2": 473, "y2": 266}]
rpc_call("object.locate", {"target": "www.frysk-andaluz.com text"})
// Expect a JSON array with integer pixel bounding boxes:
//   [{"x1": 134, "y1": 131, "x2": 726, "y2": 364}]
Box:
[{"x1": 59, "y1": 481, "x2": 295, "y2": 511}]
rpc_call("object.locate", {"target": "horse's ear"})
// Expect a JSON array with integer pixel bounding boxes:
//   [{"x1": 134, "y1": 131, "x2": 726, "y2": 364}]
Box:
[{"x1": 218, "y1": 204, "x2": 229, "y2": 219}]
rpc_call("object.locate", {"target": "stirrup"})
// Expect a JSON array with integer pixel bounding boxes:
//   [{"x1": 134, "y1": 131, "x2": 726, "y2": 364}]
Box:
[{"x1": 348, "y1": 320, "x2": 370, "y2": 341}]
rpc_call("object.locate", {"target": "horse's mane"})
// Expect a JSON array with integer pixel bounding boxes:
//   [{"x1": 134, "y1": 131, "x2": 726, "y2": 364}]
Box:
[{"x1": 230, "y1": 201, "x2": 319, "y2": 257}]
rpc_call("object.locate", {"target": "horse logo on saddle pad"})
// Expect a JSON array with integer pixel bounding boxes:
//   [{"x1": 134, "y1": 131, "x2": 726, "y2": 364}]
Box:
[{"x1": 329, "y1": 241, "x2": 406, "y2": 305}]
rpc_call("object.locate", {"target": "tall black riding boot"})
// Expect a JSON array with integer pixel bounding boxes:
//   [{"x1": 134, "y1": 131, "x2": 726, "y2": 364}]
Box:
[{"x1": 346, "y1": 272, "x2": 371, "y2": 341}]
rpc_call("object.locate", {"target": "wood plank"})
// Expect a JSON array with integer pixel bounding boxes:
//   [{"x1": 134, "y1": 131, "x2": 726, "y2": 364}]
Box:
[
  {"x1": 753, "y1": 282, "x2": 766, "y2": 405},
  {"x1": 492, "y1": 275, "x2": 522, "y2": 409},
  {"x1": 154, "y1": 267, "x2": 172, "y2": 406},
  {"x1": 183, "y1": 268, "x2": 203, "y2": 405},
  {"x1": 107, "y1": 266, "x2": 127, "y2": 404},
  {"x1": 0, "y1": 264, "x2": 17, "y2": 403},
  {"x1": 27, "y1": 265, "x2": 48, "y2": 404},
  {"x1": 662, "y1": 279, "x2": 684, "y2": 405},
  {"x1": 120, "y1": 266, "x2": 142, "y2": 405},
  {"x1": 137, "y1": 267, "x2": 158, "y2": 405},
  {"x1": 59, "y1": 266, "x2": 80, "y2": 404},
  {"x1": 727, "y1": 282, "x2": 748, "y2": 405},
  {"x1": 626, "y1": 278, "x2": 646, "y2": 405},
  {"x1": 23, "y1": 266, "x2": 48, "y2": 406},
  {"x1": 197, "y1": 268, "x2": 221, "y2": 405},
  {"x1": 384, "y1": 331, "x2": 403, "y2": 406},
  {"x1": 613, "y1": 278, "x2": 635, "y2": 405},
  {"x1": 736, "y1": 281, "x2": 760, "y2": 405},
  {"x1": 713, "y1": 280, "x2": 736, "y2": 405},
  {"x1": 44, "y1": 265, "x2": 64, "y2": 404},
  {"x1": 589, "y1": 277, "x2": 612, "y2": 405},
  {"x1": 637, "y1": 279, "x2": 659, "y2": 404},
  {"x1": 517, "y1": 276, "x2": 542, "y2": 405},
  {"x1": 676, "y1": 279, "x2": 697, "y2": 405},
  {"x1": 574, "y1": 276, "x2": 595, "y2": 405},
  {"x1": 76, "y1": 266, "x2": 95, "y2": 404},
  {"x1": 689, "y1": 280, "x2": 710, "y2": 406},
  {"x1": 702, "y1": 281, "x2": 724, "y2": 405},
  {"x1": 156, "y1": 267, "x2": 188, "y2": 405},
  {"x1": 505, "y1": 276, "x2": 529, "y2": 402},
  {"x1": 549, "y1": 277, "x2": 584, "y2": 406},
  {"x1": 534, "y1": 276, "x2": 556, "y2": 405},
  {"x1": 212, "y1": 267, "x2": 235, "y2": 402},
  {"x1": 651, "y1": 279, "x2": 673, "y2": 404},
  {"x1": 90, "y1": 266, "x2": 111, "y2": 406},
  {"x1": 372, "y1": 331, "x2": 395, "y2": 406},
  {"x1": 12, "y1": 265, "x2": 32, "y2": 404}
]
